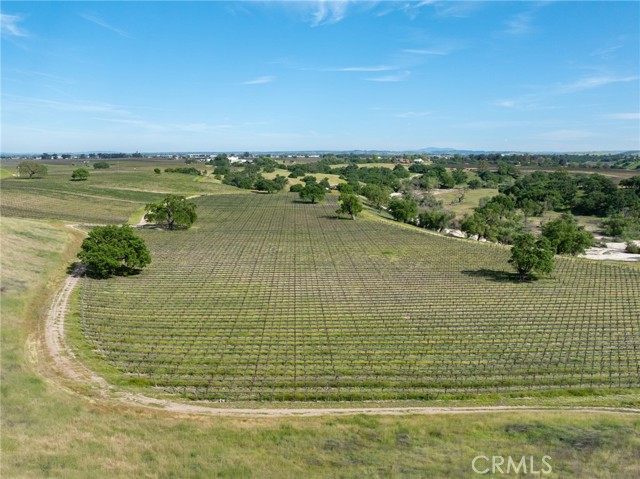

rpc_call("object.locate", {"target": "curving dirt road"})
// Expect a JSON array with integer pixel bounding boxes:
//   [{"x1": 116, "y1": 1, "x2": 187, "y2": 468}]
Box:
[{"x1": 40, "y1": 225, "x2": 640, "y2": 418}]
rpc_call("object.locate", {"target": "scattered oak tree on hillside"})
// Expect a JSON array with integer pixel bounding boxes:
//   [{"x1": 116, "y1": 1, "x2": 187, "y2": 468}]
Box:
[
  {"x1": 145, "y1": 195, "x2": 198, "y2": 230},
  {"x1": 16, "y1": 161, "x2": 48, "y2": 178},
  {"x1": 299, "y1": 182, "x2": 326, "y2": 204},
  {"x1": 335, "y1": 193, "x2": 363, "y2": 220},
  {"x1": 508, "y1": 233, "x2": 554, "y2": 281},
  {"x1": 71, "y1": 168, "x2": 90, "y2": 181},
  {"x1": 78, "y1": 225, "x2": 151, "y2": 278},
  {"x1": 387, "y1": 198, "x2": 418, "y2": 224},
  {"x1": 541, "y1": 214, "x2": 593, "y2": 255}
]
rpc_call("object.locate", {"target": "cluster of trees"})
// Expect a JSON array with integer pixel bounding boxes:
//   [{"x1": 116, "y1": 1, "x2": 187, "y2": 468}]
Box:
[
  {"x1": 222, "y1": 165, "x2": 288, "y2": 193},
  {"x1": 93, "y1": 161, "x2": 110, "y2": 169},
  {"x1": 335, "y1": 164, "x2": 410, "y2": 193},
  {"x1": 502, "y1": 172, "x2": 640, "y2": 239},
  {"x1": 406, "y1": 165, "x2": 468, "y2": 190},
  {"x1": 255, "y1": 175, "x2": 288, "y2": 194},
  {"x1": 434, "y1": 152, "x2": 637, "y2": 169},
  {"x1": 460, "y1": 194, "x2": 522, "y2": 244}
]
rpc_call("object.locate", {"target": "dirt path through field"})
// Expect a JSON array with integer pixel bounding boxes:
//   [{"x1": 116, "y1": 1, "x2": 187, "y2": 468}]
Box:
[{"x1": 40, "y1": 262, "x2": 640, "y2": 418}]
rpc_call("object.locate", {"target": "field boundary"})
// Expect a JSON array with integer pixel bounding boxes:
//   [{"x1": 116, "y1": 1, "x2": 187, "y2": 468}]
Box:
[{"x1": 40, "y1": 237, "x2": 640, "y2": 417}]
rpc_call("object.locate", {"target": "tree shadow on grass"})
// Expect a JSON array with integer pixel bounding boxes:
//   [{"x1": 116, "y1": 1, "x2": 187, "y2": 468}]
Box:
[
  {"x1": 461, "y1": 269, "x2": 523, "y2": 283},
  {"x1": 321, "y1": 215, "x2": 351, "y2": 220},
  {"x1": 66, "y1": 261, "x2": 143, "y2": 279}
]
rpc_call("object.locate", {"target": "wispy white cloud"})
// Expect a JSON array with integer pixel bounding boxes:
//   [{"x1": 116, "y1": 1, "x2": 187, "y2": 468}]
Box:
[
  {"x1": 401, "y1": 48, "x2": 448, "y2": 56},
  {"x1": 433, "y1": 2, "x2": 483, "y2": 18},
  {"x1": 241, "y1": 75, "x2": 275, "y2": 85},
  {"x1": 495, "y1": 74, "x2": 639, "y2": 111},
  {"x1": 5, "y1": 94, "x2": 131, "y2": 115},
  {"x1": 96, "y1": 117, "x2": 236, "y2": 133},
  {"x1": 79, "y1": 12, "x2": 132, "y2": 38},
  {"x1": 591, "y1": 44, "x2": 623, "y2": 58},
  {"x1": 310, "y1": 0, "x2": 350, "y2": 27},
  {"x1": 599, "y1": 113, "x2": 640, "y2": 120},
  {"x1": 559, "y1": 75, "x2": 639, "y2": 93},
  {"x1": 495, "y1": 100, "x2": 517, "y2": 108},
  {"x1": 395, "y1": 111, "x2": 431, "y2": 118},
  {"x1": 327, "y1": 65, "x2": 394, "y2": 72},
  {"x1": 367, "y1": 70, "x2": 411, "y2": 82},
  {"x1": 503, "y1": 10, "x2": 535, "y2": 35},
  {"x1": 1, "y1": 13, "x2": 28, "y2": 37}
]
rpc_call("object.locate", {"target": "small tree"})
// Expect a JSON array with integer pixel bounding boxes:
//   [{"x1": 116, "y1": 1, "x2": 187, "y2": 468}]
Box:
[
  {"x1": 419, "y1": 209, "x2": 455, "y2": 232},
  {"x1": 154, "y1": 168, "x2": 161, "y2": 174},
  {"x1": 145, "y1": 195, "x2": 197, "y2": 230},
  {"x1": 71, "y1": 168, "x2": 90, "y2": 181},
  {"x1": 93, "y1": 161, "x2": 110, "y2": 169},
  {"x1": 336, "y1": 193, "x2": 363, "y2": 220},
  {"x1": 77, "y1": 225, "x2": 151, "y2": 278},
  {"x1": 388, "y1": 198, "x2": 418, "y2": 224},
  {"x1": 541, "y1": 214, "x2": 593, "y2": 255},
  {"x1": 361, "y1": 184, "x2": 390, "y2": 210},
  {"x1": 509, "y1": 233, "x2": 554, "y2": 281},
  {"x1": 16, "y1": 161, "x2": 48, "y2": 178},
  {"x1": 299, "y1": 183, "x2": 326, "y2": 204},
  {"x1": 452, "y1": 168, "x2": 468, "y2": 185}
]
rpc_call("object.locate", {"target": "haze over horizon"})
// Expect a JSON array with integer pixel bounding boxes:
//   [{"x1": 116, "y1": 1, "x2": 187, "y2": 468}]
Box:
[{"x1": 2, "y1": 1, "x2": 639, "y2": 153}]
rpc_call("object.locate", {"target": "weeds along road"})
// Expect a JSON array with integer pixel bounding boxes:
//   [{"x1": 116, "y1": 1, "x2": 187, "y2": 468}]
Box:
[{"x1": 40, "y1": 229, "x2": 640, "y2": 418}]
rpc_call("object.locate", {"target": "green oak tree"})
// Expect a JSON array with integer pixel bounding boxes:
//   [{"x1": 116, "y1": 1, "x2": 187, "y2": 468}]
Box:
[
  {"x1": 71, "y1": 168, "x2": 90, "y2": 181},
  {"x1": 541, "y1": 214, "x2": 593, "y2": 255},
  {"x1": 335, "y1": 193, "x2": 363, "y2": 220},
  {"x1": 387, "y1": 198, "x2": 418, "y2": 224},
  {"x1": 16, "y1": 161, "x2": 48, "y2": 178},
  {"x1": 77, "y1": 225, "x2": 151, "y2": 278},
  {"x1": 299, "y1": 183, "x2": 326, "y2": 204},
  {"x1": 145, "y1": 195, "x2": 198, "y2": 230},
  {"x1": 508, "y1": 233, "x2": 554, "y2": 281}
]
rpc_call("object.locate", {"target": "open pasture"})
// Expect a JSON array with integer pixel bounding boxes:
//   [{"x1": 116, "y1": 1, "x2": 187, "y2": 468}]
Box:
[{"x1": 77, "y1": 193, "x2": 640, "y2": 401}]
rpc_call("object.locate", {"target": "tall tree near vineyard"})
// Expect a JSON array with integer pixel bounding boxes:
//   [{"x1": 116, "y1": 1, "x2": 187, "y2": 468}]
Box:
[
  {"x1": 335, "y1": 193, "x2": 363, "y2": 220},
  {"x1": 78, "y1": 225, "x2": 151, "y2": 278},
  {"x1": 145, "y1": 195, "x2": 198, "y2": 230},
  {"x1": 508, "y1": 233, "x2": 554, "y2": 281},
  {"x1": 299, "y1": 182, "x2": 326, "y2": 204}
]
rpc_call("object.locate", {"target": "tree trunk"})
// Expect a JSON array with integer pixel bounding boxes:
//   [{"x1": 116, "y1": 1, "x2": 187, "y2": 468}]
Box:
[{"x1": 351, "y1": 213, "x2": 356, "y2": 220}]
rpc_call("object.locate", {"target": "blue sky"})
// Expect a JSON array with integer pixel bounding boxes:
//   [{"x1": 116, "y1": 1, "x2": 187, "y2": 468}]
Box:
[{"x1": 1, "y1": 1, "x2": 639, "y2": 153}]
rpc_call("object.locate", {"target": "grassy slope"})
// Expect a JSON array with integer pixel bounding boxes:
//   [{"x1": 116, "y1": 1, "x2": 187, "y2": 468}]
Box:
[
  {"x1": 0, "y1": 164, "x2": 242, "y2": 224},
  {"x1": 434, "y1": 188, "x2": 499, "y2": 219},
  {"x1": 1, "y1": 183, "x2": 639, "y2": 478}
]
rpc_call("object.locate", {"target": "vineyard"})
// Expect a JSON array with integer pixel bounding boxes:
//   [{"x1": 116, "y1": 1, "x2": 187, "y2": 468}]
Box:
[{"x1": 78, "y1": 193, "x2": 640, "y2": 401}]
